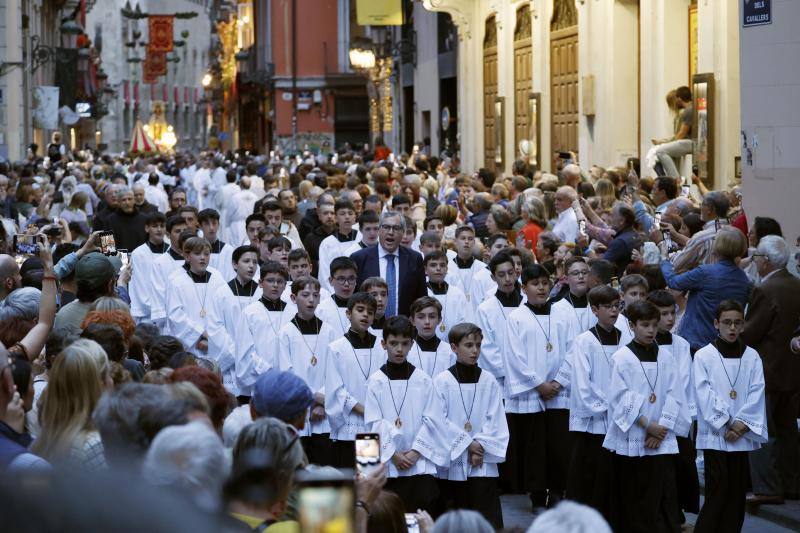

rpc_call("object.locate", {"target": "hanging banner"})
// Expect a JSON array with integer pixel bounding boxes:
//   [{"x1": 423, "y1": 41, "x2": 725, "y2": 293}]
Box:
[
  {"x1": 148, "y1": 15, "x2": 174, "y2": 52},
  {"x1": 55, "y1": 48, "x2": 78, "y2": 108},
  {"x1": 32, "y1": 86, "x2": 60, "y2": 130},
  {"x1": 356, "y1": 0, "x2": 402, "y2": 26},
  {"x1": 143, "y1": 50, "x2": 166, "y2": 84}
]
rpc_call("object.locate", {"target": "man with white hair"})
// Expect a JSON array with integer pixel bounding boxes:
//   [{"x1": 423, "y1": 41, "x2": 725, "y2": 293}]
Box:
[
  {"x1": 142, "y1": 421, "x2": 228, "y2": 512},
  {"x1": 743, "y1": 235, "x2": 800, "y2": 505},
  {"x1": 552, "y1": 186, "x2": 579, "y2": 244},
  {"x1": 527, "y1": 501, "x2": 611, "y2": 533},
  {"x1": 561, "y1": 164, "x2": 582, "y2": 189}
]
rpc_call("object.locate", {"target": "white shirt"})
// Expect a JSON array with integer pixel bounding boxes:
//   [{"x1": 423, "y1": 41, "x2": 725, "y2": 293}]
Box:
[
  {"x1": 378, "y1": 244, "x2": 401, "y2": 316},
  {"x1": 552, "y1": 208, "x2": 579, "y2": 244}
]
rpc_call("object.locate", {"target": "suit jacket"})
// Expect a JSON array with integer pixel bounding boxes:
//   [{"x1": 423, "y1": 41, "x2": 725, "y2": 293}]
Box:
[
  {"x1": 350, "y1": 245, "x2": 426, "y2": 317},
  {"x1": 742, "y1": 269, "x2": 800, "y2": 393}
]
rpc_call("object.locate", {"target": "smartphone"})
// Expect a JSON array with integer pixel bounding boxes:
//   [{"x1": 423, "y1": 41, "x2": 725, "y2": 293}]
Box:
[
  {"x1": 654, "y1": 213, "x2": 662, "y2": 227},
  {"x1": 99, "y1": 231, "x2": 117, "y2": 256},
  {"x1": 296, "y1": 469, "x2": 354, "y2": 533},
  {"x1": 558, "y1": 151, "x2": 572, "y2": 160},
  {"x1": 118, "y1": 249, "x2": 130, "y2": 268},
  {"x1": 406, "y1": 513, "x2": 421, "y2": 533},
  {"x1": 578, "y1": 219, "x2": 587, "y2": 238},
  {"x1": 355, "y1": 433, "x2": 381, "y2": 477},
  {"x1": 13, "y1": 234, "x2": 40, "y2": 256}
]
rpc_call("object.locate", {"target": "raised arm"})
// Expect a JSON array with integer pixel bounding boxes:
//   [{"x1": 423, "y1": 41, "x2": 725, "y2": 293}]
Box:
[{"x1": 19, "y1": 236, "x2": 57, "y2": 360}]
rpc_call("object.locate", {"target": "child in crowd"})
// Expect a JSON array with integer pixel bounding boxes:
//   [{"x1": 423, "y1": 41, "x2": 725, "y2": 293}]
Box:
[
  {"x1": 285, "y1": 248, "x2": 331, "y2": 301},
  {"x1": 345, "y1": 210, "x2": 380, "y2": 254},
  {"x1": 693, "y1": 300, "x2": 767, "y2": 533},
  {"x1": 553, "y1": 256, "x2": 596, "y2": 335},
  {"x1": 150, "y1": 217, "x2": 190, "y2": 328},
  {"x1": 129, "y1": 211, "x2": 169, "y2": 323},
  {"x1": 424, "y1": 250, "x2": 470, "y2": 341},
  {"x1": 278, "y1": 276, "x2": 338, "y2": 466},
  {"x1": 503, "y1": 264, "x2": 574, "y2": 509},
  {"x1": 265, "y1": 236, "x2": 292, "y2": 268},
  {"x1": 424, "y1": 322, "x2": 508, "y2": 528},
  {"x1": 198, "y1": 208, "x2": 235, "y2": 281},
  {"x1": 408, "y1": 296, "x2": 455, "y2": 378},
  {"x1": 317, "y1": 257, "x2": 358, "y2": 336},
  {"x1": 604, "y1": 300, "x2": 690, "y2": 533},
  {"x1": 365, "y1": 315, "x2": 440, "y2": 513},
  {"x1": 325, "y1": 292, "x2": 382, "y2": 468},
  {"x1": 616, "y1": 274, "x2": 649, "y2": 337},
  {"x1": 446, "y1": 225, "x2": 487, "y2": 311},
  {"x1": 234, "y1": 261, "x2": 296, "y2": 403},
  {"x1": 362, "y1": 276, "x2": 389, "y2": 334},
  {"x1": 318, "y1": 199, "x2": 360, "y2": 292}
]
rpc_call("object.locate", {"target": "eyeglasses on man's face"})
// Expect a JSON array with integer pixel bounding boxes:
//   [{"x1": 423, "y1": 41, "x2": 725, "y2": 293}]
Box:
[
  {"x1": 380, "y1": 224, "x2": 403, "y2": 234},
  {"x1": 333, "y1": 276, "x2": 357, "y2": 285}
]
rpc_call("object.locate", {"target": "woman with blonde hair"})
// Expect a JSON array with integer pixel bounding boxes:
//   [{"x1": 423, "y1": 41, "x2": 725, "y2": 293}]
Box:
[
  {"x1": 593, "y1": 178, "x2": 617, "y2": 211},
  {"x1": 32, "y1": 339, "x2": 112, "y2": 470}
]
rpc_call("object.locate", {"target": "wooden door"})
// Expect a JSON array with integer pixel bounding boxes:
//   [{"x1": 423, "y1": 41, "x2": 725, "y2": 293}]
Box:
[
  {"x1": 483, "y1": 17, "x2": 498, "y2": 170},
  {"x1": 550, "y1": 0, "x2": 579, "y2": 158},
  {"x1": 514, "y1": 7, "x2": 532, "y2": 157}
]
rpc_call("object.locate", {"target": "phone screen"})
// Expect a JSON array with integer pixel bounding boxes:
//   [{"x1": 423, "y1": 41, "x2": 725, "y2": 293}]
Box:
[
  {"x1": 118, "y1": 250, "x2": 130, "y2": 268},
  {"x1": 355, "y1": 433, "x2": 381, "y2": 477},
  {"x1": 13, "y1": 234, "x2": 40, "y2": 256},
  {"x1": 578, "y1": 219, "x2": 587, "y2": 237},
  {"x1": 297, "y1": 474, "x2": 354, "y2": 533},
  {"x1": 100, "y1": 232, "x2": 117, "y2": 256},
  {"x1": 405, "y1": 513, "x2": 420, "y2": 533},
  {"x1": 654, "y1": 213, "x2": 662, "y2": 227}
]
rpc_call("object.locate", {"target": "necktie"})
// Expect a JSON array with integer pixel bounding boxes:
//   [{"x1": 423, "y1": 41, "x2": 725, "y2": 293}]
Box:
[{"x1": 386, "y1": 253, "x2": 397, "y2": 317}]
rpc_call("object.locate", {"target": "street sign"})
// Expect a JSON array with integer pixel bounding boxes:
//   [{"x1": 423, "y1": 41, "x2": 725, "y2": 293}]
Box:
[{"x1": 743, "y1": 0, "x2": 771, "y2": 27}]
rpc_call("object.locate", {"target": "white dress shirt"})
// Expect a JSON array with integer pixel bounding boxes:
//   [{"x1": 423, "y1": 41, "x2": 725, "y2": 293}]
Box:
[{"x1": 378, "y1": 244, "x2": 401, "y2": 316}]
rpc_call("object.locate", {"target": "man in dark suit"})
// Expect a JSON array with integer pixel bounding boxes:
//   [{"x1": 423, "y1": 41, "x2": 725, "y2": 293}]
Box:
[
  {"x1": 350, "y1": 211, "x2": 426, "y2": 317},
  {"x1": 743, "y1": 235, "x2": 800, "y2": 505}
]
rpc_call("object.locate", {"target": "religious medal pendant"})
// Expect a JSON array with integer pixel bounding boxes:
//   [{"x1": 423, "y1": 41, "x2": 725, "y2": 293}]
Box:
[
  {"x1": 310, "y1": 355, "x2": 318, "y2": 367},
  {"x1": 440, "y1": 323, "x2": 446, "y2": 332},
  {"x1": 464, "y1": 421, "x2": 473, "y2": 432},
  {"x1": 395, "y1": 417, "x2": 402, "y2": 429},
  {"x1": 730, "y1": 389, "x2": 737, "y2": 400},
  {"x1": 649, "y1": 392, "x2": 657, "y2": 403},
  {"x1": 199, "y1": 308, "x2": 206, "y2": 318},
  {"x1": 546, "y1": 342, "x2": 553, "y2": 352}
]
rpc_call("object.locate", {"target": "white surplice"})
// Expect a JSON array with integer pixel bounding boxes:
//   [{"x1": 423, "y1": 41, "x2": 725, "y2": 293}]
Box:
[
  {"x1": 364, "y1": 367, "x2": 439, "y2": 478},
  {"x1": 234, "y1": 297, "x2": 297, "y2": 396},
  {"x1": 318, "y1": 231, "x2": 363, "y2": 292},
  {"x1": 325, "y1": 335, "x2": 384, "y2": 441},
  {"x1": 421, "y1": 368, "x2": 509, "y2": 481},
  {"x1": 603, "y1": 346, "x2": 692, "y2": 457},
  {"x1": 209, "y1": 242, "x2": 235, "y2": 282},
  {"x1": 660, "y1": 333, "x2": 697, "y2": 421},
  {"x1": 206, "y1": 281, "x2": 262, "y2": 395},
  {"x1": 129, "y1": 242, "x2": 166, "y2": 321},
  {"x1": 445, "y1": 258, "x2": 488, "y2": 315},
  {"x1": 693, "y1": 343, "x2": 768, "y2": 452},
  {"x1": 475, "y1": 295, "x2": 525, "y2": 388},
  {"x1": 165, "y1": 268, "x2": 228, "y2": 351},
  {"x1": 224, "y1": 188, "x2": 258, "y2": 246},
  {"x1": 427, "y1": 284, "x2": 469, "y2": 343},
  {"x1": 150, "y1": 250, "x2": 186, "y2": 328},
  {"x1": 407, "y1": 339, "x2": 455, "y2": 379},
  {"x1": 278, "y1": 318, "x2": 338, "y2": 436},
  {"x1": 568, "y1": 329, "x2": 622, "y2": 434},
  {"x1": 316, "y1": 295, "x2": 350, "y2": 337},
  {"x1": 503, "y1": 303, "x2": 575, "y2": 413}
]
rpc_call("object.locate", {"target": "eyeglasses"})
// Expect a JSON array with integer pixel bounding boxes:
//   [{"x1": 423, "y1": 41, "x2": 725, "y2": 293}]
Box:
[
  {"x1": 333, "y1": 276, "x2": 357, "y2": 285},
  {"x1": 380, "y1": 224, "x2": 403, "y2": 233},
  {"x1": 598, "y1": 303, "x2": 624, "y2": 311},
  {"x1": 568, "y1": 270, "x2": 589, "y2": 278},
  {"x1": 719, "y1": 319, "x2": 744, "y2": 328},
  {"x1": 262, "y1": 277, "x2": 286, "y2": 286}
]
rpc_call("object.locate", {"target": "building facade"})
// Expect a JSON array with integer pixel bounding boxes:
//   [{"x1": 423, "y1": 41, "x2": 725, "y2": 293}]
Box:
[{"x1": 422, "y1": 0, "x2": 741, "y2": 189}]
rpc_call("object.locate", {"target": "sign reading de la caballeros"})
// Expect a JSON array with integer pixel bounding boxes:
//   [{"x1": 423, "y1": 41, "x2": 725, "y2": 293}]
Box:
[{"x1": 743, "y1": 0, "x2": 771, "y2": 27}]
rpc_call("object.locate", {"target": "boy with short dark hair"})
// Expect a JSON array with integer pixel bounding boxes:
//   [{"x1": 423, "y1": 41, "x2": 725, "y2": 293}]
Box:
[
  {"x1": 150, "y1": 216, "x2": 190, "y2": 329},
  {"x1": 471, "y1": 235, "x2": 511, "y2": 300},
  {"x1": 409, "y1": 296, "x2": 455, "y2": 377},
  {"x1": 130, "y1": 211, "x2": 169, "y2": 323},
  {"x1": 648, "y1": 289, "x2": 699, "y2": 520},
  {"x1": 616, "y1": 274, "x2": 649, "y2": 336},
  {"x1": 234, "y1": 261, "x2": 297, "y2": 401},
  {"x1": 326, "y1": 292, "x2": 382, "y2": 468},
  {"x1": 318, "y1": 199, "x2": 361, "y2": 292},
  {"x1": 565, "y1": 284, "x2": 623, "y2": 520},
  {"x1": 285, "y1": 248, "x2": 330, "y2": 300},
  {"x1": 361, "y1": 276, "x2": 388, "y2": 334},
  {"x1": 207, "y1": 245, "x2": 262, "y2": 396},
  {"x1": 401, "y1": 215, "x2": 418, "y2": 250},
  {"x1": 553, "y1": 256, "x2": 596, "y2": 335},
  {"x1": 364, "y1": 315, "x2": 440, "y2": 513},
  {"x1": 278, "y1": 276, "x2": 339, "y2": 466},
  {"x1": 693, "y1": 300, "x2": 767, "y2": 532},
  {"x1": 503, "y1": 263, "x2": 574, "y2": 508},
  {"x1": 344, "y1": 210, "x2": 380, "y2": 255},
  {"x1": 265, "y1": 236, "x2": 291, "y2": 267},
  {"x1": 425, "y1": 250, "x2": 470, "y2": 341},
  {"x1": 317, "y1": 256, "x2": 358, "y2": 335},
  {"x1": 603, "y1": 300, "x2": 690, "y2": 533},
  {"x1": 446, "y1": 225, "x2": 487, "y2": 311},
  {"x1": 423, "y1": 322, "x2": 508, "y2": 528},
  {"x1": 198, "y1": 208, "x2": 235, "y2": 281},
  {"x1": 245, "y1": 213, "x2": 266, "y2": 247}
]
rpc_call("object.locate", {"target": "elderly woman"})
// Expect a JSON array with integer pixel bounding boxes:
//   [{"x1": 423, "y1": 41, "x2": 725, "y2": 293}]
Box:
[{"x1": 659, "y1": 227, "x2": 750, "y2": 351}]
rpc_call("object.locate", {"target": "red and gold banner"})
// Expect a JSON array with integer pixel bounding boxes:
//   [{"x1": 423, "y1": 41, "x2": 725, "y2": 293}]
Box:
[
  {"x1": 143, "y1": 50, "x2": 166, "y2": 84},
  {"x1": 148, "y1": 15, "x2": 174, "y2": 53}
]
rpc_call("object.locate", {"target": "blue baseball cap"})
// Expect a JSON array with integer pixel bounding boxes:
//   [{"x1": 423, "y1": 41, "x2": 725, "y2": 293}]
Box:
[{"x1": 251, "y1": 369, "x2": 314, "y2": 422}]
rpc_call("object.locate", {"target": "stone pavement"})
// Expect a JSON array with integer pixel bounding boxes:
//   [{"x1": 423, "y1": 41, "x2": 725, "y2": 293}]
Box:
[{"x1": 500, "y1": 494, "x2": 797, "y2": 532}]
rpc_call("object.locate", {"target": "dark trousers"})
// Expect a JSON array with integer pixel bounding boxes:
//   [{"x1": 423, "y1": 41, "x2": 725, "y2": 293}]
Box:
[
  {"x1": 749, "y1": 390, "x2": 800, "y2": 496},
  {"x1": 613, "y1": 454, "x2": 680, "y2": 533},
  {"x1": 694, "y1": 450, "x2": 749, "y2": 533},
  {"x1": 438, "y1": 478, "x2": 503, "y2": 529},
  {"x1": 675, "y1": 435, "x2": 700, "y2": 514},
  {"x1": 301, "y1": 433, "x2": 337, "y2": 467},
  {"x1": 566, "y1": 432, "x2": 614, "y2": 522},
  {"x1": 386, "y1": 475, "x2": 440, "y2": 515},
  {"x1": 328, "y1": 439, "x2": 355, "y2": 470},
  {"x1": 501, "y1": 409, "x2": 571, "y2": 498}
]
